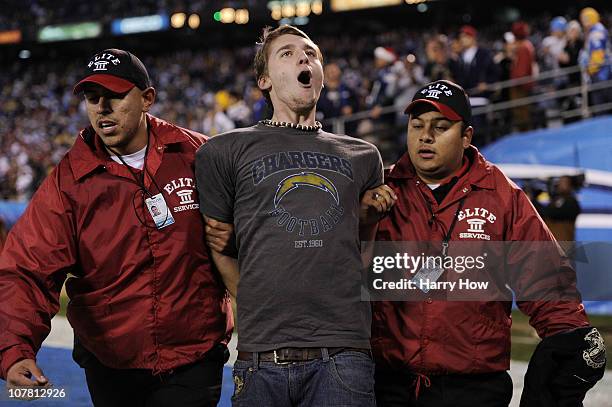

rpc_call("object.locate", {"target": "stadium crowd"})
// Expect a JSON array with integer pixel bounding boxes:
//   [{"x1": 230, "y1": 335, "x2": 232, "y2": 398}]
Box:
[{"x1": 1, "y1": 10, "x2": 610, "y2": 201}]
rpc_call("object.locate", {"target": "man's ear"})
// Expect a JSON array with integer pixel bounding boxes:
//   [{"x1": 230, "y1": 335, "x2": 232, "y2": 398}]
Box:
[
  {"x1": 258, "y1": 75, "x2": 271, "y2": 92},
  {"x1": 142, "y1": 87, "x2": 156, "y2": 112},
  {"x1": 462, "y1": 125, "x2": 474, "y2": 148}
]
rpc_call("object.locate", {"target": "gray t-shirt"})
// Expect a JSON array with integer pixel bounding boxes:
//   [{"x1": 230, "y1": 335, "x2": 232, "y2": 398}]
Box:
[{"x1": 196, "y1": 123, "x2": 383, "y2": 351}]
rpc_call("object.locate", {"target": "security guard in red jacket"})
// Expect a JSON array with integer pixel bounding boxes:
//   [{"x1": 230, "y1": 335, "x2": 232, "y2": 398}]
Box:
[
  {"x1": 371, "y1": 80, "x2": 605, "y2": 406},
  {"x1": 0, "y1": 49, "x2": 233, "y2": 406}
]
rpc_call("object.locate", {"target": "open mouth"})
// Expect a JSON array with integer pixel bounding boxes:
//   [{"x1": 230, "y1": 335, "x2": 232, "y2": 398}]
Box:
[
  {"x1": 98, "y1": 120, "x2": 118, "y2": 135},
  {"x1": 418, "y1": 147, "x2": 435, "y2": 159},
  {"x1": 297, "y1": 70, "x2": 312, "y2": 87}
]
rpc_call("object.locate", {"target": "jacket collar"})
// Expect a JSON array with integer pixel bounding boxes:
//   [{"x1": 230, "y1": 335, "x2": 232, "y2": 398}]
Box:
[
  {"x1": 69, "y1": 114, "x2": 186, "y2": 182},
  {"x1": 387, "y1": 145, "x2": 495, "y2": 190}
]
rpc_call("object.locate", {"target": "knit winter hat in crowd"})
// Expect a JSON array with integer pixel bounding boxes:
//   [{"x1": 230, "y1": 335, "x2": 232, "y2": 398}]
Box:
[
  {"x1": 405, "y1": 80, "x2": 472, "y2": 125},
  {"x1": 580, "y1": 7, "x2": 600, "y2": 26},
  {"x1": 374, "y1": 46, "x2": 398, "y2": 63},
  {"x1": 550, "y1": 16, "x2": 568, "y2": 33},
  {"x1": 460, "y1": 25, "x2": 478, "y2": 38},
  {"x1": 511, "y1": 21, "x2": 530, "y2": 40},
  {"x1": 73, "y1": 49, "x2": 151, "y2": 94}
]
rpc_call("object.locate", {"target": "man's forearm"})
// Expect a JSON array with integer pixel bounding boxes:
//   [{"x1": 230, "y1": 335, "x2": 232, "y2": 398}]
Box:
[{"x1": 210, "y1": 250, "x2": 239, "y2": 299}]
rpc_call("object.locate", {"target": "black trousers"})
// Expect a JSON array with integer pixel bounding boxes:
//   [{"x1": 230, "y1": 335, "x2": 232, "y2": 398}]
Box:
[
  {"x1": 375, "y1": 369, "x2": 513, "y2": 407},
  {"x1": 78, "y1": 343, "x2": 228, "y2": 407}
]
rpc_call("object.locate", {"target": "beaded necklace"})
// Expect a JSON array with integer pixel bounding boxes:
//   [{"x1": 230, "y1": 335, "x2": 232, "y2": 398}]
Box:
[{"x1": 260, "y1": 119, "x2": 322, "y2": 132}]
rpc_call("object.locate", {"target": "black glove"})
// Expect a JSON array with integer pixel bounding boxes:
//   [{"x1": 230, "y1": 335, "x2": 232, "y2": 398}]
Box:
[{"x1": 520, "y1": 326, "x2": 606, "y2": 407}]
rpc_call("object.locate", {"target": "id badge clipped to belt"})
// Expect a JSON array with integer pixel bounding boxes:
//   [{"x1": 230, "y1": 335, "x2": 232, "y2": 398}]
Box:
[{"x1": 145, "y1": 193, "x2": 175, "y2": 229}]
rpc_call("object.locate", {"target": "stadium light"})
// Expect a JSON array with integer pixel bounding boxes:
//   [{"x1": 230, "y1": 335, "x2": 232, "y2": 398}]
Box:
[
  {"x1": 220, "y1": 8, "x2": 236, "y2": 23},
  {"x1": 235, "y1": 9, "x2": 249, "y2": 24},
  {"x1": 311, "y1": 1, "x2": 323, "y2": 15},
  {"x1": 271, "y1": 6, "x2": 282, "y2": 20},
  {"x1": 282, "y1": 4, "x2": 296, "y2": 18},
  {"x1": 0, "y1": 30, "x2": 22, "y2": 44},
  {"x1": 111, "y1": 15, "x2": 169, "y2": 35},
  {"x1": 38, "y1": 22, "x2": 101, "y2": 42},
  {"x1": 171, "y1": 12, "x2": 186, "y2": 28},
  {"x1": 331, "y1": 0, "x2": 399, "y2": 11},
  {"x1": 188, "y1": 13, "x2": 201, "y2": 29},
  {"x1": 296, "y1": 2, "x2": 311, "y2": 17}
]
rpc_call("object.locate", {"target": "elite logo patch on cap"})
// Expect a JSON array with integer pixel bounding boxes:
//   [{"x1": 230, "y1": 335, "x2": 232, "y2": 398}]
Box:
[
  {"x1": 88, "y1": 52, "x2": 121, "y2": 72},
  {"x1": 420, "y1": 82, "x2": 454, "y2": 100},
  {"x1": 73, "y1": 48, "x2": 151, "y2": 94},
  {"x1": 405, "y1": 80, "x2": 472, "y2": 125}
]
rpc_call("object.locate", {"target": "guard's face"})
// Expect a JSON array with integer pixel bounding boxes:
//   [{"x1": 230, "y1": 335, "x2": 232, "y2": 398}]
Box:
[
  {"x1": 407, "y1": 109, "x2": 472, "y2": 183},
  {"x1": 258, "y1": 34, "x2": 324, "y2": 117},
  {"x1": 83, "y1": 83, "x2": 154, "y2": 155}
]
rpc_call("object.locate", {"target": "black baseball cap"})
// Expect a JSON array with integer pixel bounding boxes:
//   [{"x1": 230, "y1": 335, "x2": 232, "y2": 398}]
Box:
[
  {"x1": 405, "y1": 80, "x2": 472, "y2": 125},
  {"x1": 73, "y1": 49, "x2": 151, "y2": 94}
]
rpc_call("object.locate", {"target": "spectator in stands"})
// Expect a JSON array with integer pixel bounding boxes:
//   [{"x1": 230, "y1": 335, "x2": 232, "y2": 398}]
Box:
[
  {"x1": 544, "y1": 175, "x2": 582, "y2": 241},
  {"x1": 449, "y1": 25, "x2": 499, "y2": 144},
  {"x1": 247, "y1": 86, "x2": 269, "y2": 123},
  {"x1": 541, "y1": 17, "x2": 568, "y2": 74},
  {"x1": 492, "y1": 32, "x2": 517, "y2": 136},
  {"x1": 449, "y1": 25, "x2": 499, "y2": 100},
  {"x1": 317, "y1": 61, "x2": 359, "y2": 133},
  {"x1": 202, "y1": 90, "x2": 236, "y2": 136},
  {"x1": 368, "y1": 46, "x2": 399, "y2": 127},
  {"x1": 202, "y1": 103, "x2": 236, "y2": 136},
  {"x1": 580, "y1": 7, "x2": 612, "y2": 116},
  {"x1": 392, "y1": 53, "x2": 426, "y2": 151},
  {"x1": 559, "y1": 20, "x2": 583, "y2": 123},
  {"x1": 509, "y1": 21, "x2": 537, "y2": 131},
  {"x1": 226, "y1": 90, "x2": 252, "y2": 128},
  {"x1": 538, "y1": 16, "x2": 569, "y2": 123},
  {"x1": 424, "y1": 35, "x2": 453, "y2": 82}
]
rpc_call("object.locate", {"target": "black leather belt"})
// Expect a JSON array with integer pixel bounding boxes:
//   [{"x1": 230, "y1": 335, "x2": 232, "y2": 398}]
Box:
[{"x1": 237, "y1": 347, "x2": 371, "y2": 364}]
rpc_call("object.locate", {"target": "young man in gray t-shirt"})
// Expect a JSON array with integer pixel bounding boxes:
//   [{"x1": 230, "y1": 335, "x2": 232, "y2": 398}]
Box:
[{"x1": 196, "y1": 25, "x2": 396, "y2": 406}]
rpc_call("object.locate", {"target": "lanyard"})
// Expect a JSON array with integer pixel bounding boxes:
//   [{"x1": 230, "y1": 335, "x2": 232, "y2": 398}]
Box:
[
  {"x1": 441, "y1": 198, "x2": 465, "y2": 256},
  {"x1": 423, "y1": 195, "x2": 466, "y2": 256},
  {"x1": 106, "y1": 128, "x2": 163, "y2": 197},
  {"x1": 105, "y1": 129, "x2": 170, "y2": 229},
  {"x1": 111, "y1": 143, "x2": 150, "y2": 192}
]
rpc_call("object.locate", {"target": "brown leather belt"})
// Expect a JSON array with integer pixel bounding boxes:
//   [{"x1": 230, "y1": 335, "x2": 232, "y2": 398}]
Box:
[{"x1": 237, "y1": 347, "x2": 371, "y2": 364}]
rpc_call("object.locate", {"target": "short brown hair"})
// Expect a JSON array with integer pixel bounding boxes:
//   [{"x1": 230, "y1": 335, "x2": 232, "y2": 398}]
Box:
[{"x1": 254, "y1": 25, "x2": 323, "y2": 109}]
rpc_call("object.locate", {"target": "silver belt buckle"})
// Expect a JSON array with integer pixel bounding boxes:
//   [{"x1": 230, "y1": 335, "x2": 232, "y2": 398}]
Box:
[{"x1": 273, "y1": 350, "x2": 292, "y2": 365}]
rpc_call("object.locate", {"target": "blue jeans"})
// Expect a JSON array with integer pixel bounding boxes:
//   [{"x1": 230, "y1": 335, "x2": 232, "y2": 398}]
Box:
[{"x1": 231, "y1": 349, "x2": 376, "y2": 407}]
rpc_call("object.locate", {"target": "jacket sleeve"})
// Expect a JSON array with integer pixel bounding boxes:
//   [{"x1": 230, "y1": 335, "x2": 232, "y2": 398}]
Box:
[
  {"x1": 0, "y1": 168, "x2": 76, "y2": 379},
  {"x1": 506, "y1": 187, "x2": 589, "y2": 338},
  {"x1": 520, "y1": 326, "x2": 606, "y2": 407}
]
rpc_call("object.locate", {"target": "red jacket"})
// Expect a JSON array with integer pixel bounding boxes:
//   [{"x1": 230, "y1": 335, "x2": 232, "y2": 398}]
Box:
[
  {"x1": 371, "y1": 146, "x2": 588, "y2": 374},
  {"x1": 0, "y1": 115, "x2": 232, "y2": 378}
]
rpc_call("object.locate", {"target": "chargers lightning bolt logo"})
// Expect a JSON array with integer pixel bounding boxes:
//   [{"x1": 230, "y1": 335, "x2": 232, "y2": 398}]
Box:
[{"x1": 274, "y1": 172, "x2": 339, "y2": 208}]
